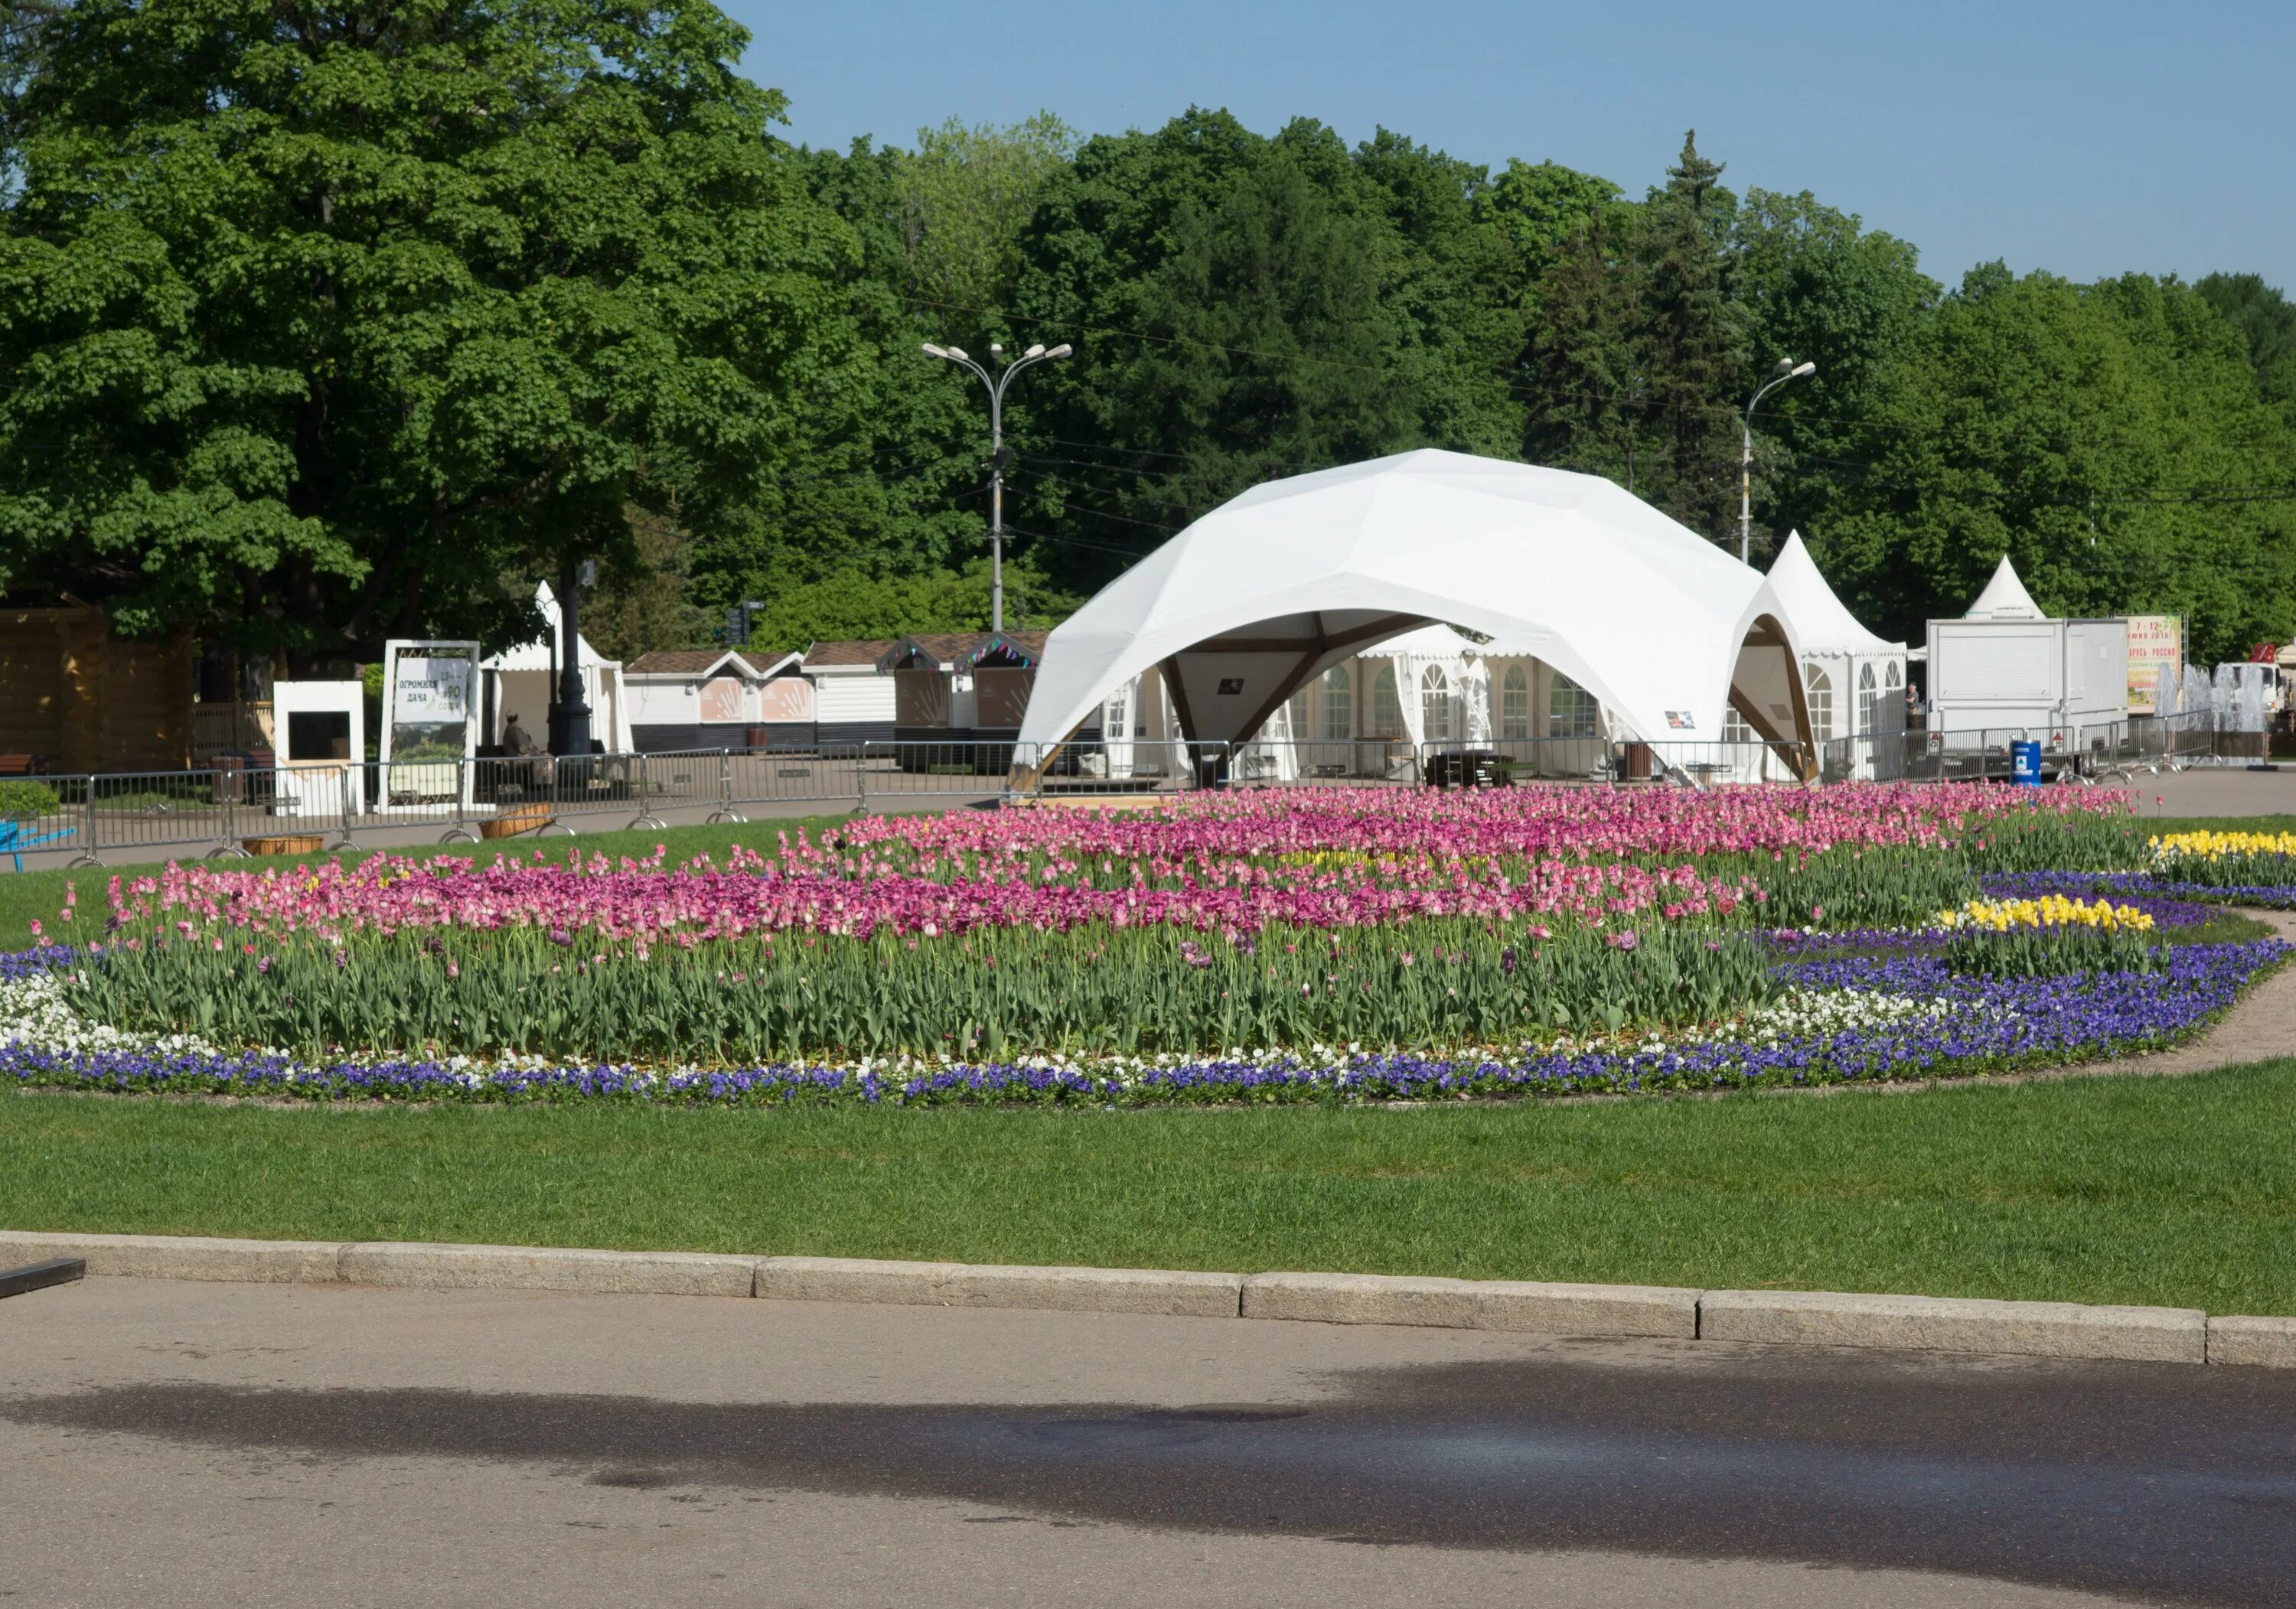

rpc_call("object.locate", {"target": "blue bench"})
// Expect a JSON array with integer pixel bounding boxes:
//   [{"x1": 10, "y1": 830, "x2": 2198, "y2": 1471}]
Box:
[{"x1": 0, "y1": 821, "x2": 73, "y2": 872}]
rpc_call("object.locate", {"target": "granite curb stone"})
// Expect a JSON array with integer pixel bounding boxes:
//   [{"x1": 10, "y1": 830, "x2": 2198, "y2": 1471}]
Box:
[
  {"x1": 2207, "y1": 1315, "x2": 2296, "y2": 1368},
  {"x1": 0, "y1": 1229, "x2": 344, "y2": 1284},
  {"x1": 758, "y1": 1256, "x2": 1244, "y2": 1317},
  {"x1": 1698, "y1": 1288, "x2": 2207, "y2": 1363},
  {"x1": 7, "y1": 1229, "x2": 2282, "y2": 1366},
  {"x1": 338, "y1": 1242, "x2": 758, "y2": 1298},
  {"x1": 1242, "y1": 1271, "x2": 1700, "y2": 1337}
]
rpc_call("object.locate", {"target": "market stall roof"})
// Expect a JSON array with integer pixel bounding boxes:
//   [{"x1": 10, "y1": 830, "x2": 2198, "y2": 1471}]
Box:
[
  {"x1": 625, "y1": 648, "x2": 802, "y2": 680},
  {"x1": 876, "y1": 630, "x2": 1050, "y2": 673},
  {"x1": 1965, "y1": 555, "x2": 2047, "y2": 620},
  {"x1": 1766, "y1": 531, "x2": 1903, "y2": 655},
  {"x1": 1014, "y1": 448, "x2": 1813, "y2": 770}
]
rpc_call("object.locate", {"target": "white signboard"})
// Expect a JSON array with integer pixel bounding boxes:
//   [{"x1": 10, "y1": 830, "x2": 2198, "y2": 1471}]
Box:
[{"x1": 380, "y1": 640, "x2": 479, "y2": 808}]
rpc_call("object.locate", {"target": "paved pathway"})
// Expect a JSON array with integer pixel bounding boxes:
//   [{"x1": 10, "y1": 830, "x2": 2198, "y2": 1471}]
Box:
[
  {"x1": 7, "y1": 1275, "x2": 2295, "y2": 1607},
  {"x1": 2114, "y1": 765, "x2": 2296, "y2": 819}
]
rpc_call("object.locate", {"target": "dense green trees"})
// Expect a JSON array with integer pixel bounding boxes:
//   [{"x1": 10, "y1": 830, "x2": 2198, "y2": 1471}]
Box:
[
  {"x1": 1821, "y1": 268, "x2": 2296, "y2": 656},
  {"x1": 2, "y1": 2, "x2": 2291, "y2": 668},
  {"x1": 0, "y1": 0, "x2": 863, "y2": 667}
]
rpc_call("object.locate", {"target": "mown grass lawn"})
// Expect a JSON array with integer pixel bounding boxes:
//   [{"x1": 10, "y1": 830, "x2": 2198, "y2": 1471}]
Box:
[{"x1": 7, "y1": 1058, "x2": 2295, "y2": 1314}]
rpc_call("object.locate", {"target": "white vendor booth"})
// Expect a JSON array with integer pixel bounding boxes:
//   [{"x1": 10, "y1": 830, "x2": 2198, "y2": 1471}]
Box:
[
  {"x1": 1760, "y1": 532, "x2": 1907, "y2": 780},
  {"x1": 1016, "y1": 449, "x2": 1815, "y2": 785},
  {"x1": 1926, "y1": 555, "x2": 2127, "y2": 754},
  {"x1": 269, "y1": 679, "x2": 366, "y2": 818},
  {"x1": 624, "y1": 649, "x2": 810, "y2": 752},
  {"x1": 478, "y1": 582, "x2": 635, "y2": 754}
]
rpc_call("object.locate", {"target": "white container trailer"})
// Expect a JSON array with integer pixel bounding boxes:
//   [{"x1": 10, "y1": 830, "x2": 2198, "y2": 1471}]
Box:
[{"x1": 1926, "y1": 616, "x2": 2128, "y2": 747}]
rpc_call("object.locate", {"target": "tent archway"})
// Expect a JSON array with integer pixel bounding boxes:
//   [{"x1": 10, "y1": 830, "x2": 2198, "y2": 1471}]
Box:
[{"x1": 1014, "y1": 451, "x2": 1817, "y2": 783}]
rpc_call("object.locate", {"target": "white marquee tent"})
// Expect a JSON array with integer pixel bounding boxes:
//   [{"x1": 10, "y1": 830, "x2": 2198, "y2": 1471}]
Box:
[
  {"x1": 1016, "y1": 449, "x2": 1815, "y2": 779},
  {"x1": 1764, "y1": 531, "x2": 1907, "y2": 776},
  {"x1": 478, "y1": 582, "x2": 635, "y2": 753}
]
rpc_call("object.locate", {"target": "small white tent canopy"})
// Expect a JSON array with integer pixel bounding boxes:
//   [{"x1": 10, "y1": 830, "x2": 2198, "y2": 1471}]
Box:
[
  {"x1": 479, "y1": 583, "x2": 635, "y2": 752},
  {"x1": 1016, "y1": 450, "x2": 1814, "y2": 779},
  {"x1": 1965, "y1": 555, "x2": 2045, "y2": 620},
  {"x1": 1238, "y1": 621, "x2": 1493, "y2": 783},
  {"x1": 1764, "y1": 531, "x2": 1908, "y2": 778}
]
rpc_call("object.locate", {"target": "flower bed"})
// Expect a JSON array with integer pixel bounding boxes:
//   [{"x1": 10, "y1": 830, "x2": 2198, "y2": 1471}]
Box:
[
  {"x1": 1985, "y1": 868, "x2": 2296, "y2": 913},
  {"x1": 0, "y1": 941, "x2": 2279, "y2": 1106},
  {"x1": 7, "y1": 783, "x2": 2290, "y2": 1105}
]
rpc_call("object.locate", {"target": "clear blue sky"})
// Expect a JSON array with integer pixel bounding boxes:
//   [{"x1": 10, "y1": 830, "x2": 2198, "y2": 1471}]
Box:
[{"x1": 724, "y1": 0, "x2": 2291, "y2": 292}]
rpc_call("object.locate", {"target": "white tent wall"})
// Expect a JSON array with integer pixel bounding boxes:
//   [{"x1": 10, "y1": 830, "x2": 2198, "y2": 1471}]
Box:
[
  {"x1": 1080, "y1": 669, "x2": 1187, "y2": 781},
  {"x1": 1016, "y1": 451, "x2": 1815, "y2": 783},
  {"x1": 1234, "y1": 627, "x2": 1644, "y2": 784},
  {"x1": 1795, "y1": 650, "x2": 1908, "y2": 780}
]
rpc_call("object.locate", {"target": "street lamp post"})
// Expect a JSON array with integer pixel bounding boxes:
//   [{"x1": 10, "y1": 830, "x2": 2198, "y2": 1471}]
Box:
[
  {"x1": 1740, "y1": 358, "x2": 1816, "y2": 564},
  {"x1": 923, "y1": 339, "x2": 1073, "y2": 632},
  {"x1": 546, "y1": 552, "x2": 598, "y2": 758}
]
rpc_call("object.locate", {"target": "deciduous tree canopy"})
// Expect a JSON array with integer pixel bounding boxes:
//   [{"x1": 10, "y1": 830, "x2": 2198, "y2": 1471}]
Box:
[{"x1": 0, "y1": 0, "x2": 861, "y2": 666}]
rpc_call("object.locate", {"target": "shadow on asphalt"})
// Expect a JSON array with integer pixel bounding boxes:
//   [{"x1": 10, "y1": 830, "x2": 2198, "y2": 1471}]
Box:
[{"x1": 11, "y1": 1347, "x2": 2296, "y2": 1606}]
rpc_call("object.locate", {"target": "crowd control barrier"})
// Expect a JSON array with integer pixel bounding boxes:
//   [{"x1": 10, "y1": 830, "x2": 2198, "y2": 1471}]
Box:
[{"x1": 0, "y1": 713, "x2": 2272, "y2": 868}]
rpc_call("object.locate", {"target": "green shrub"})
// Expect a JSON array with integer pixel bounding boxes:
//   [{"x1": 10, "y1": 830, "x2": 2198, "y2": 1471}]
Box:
[{"x1": 0, "y1": 780, "x2": 61, "y2": 820}]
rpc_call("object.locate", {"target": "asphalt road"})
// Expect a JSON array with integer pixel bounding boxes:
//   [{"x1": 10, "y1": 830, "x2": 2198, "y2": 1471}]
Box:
[{"x1": 4, "y1": 1278, "x2": 2293, "y2": 1607}]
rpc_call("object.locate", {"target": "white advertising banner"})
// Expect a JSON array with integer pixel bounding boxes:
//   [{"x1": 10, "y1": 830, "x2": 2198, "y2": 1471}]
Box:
[{"x1": 380, "y1": 640, "x2": 480, "y2": 807}]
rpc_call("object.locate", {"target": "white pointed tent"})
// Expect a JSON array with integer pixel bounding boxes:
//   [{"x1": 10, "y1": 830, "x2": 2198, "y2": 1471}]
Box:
[
  {"x1": 1764, "y1": 531, "x2": 1908, "y2": 778},
  {"x1": 1964, "y1": 555, "x2": 2046, "y2": 620},
  {"x1": 1015, "y1": 450, "x2": 1815, "y2": 781},
  {"x1": 478, "y1": 582, "x2": 635, "y2": 753}
]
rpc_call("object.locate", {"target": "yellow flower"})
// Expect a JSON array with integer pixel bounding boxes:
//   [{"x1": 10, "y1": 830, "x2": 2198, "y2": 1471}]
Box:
[
  {"x1": 1934, "y1": 894, "x2": 2151, "y2": 934},
  {"x1": 2151, "y1": 829, "x2": 2296, "y2": 866}
]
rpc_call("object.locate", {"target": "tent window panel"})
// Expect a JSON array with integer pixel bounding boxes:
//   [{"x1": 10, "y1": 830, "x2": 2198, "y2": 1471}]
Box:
[
  {"x1": 1803, "y1": 662, "x2": 1834, "y2": 744},
  {"x1": 1371, "y1": 665, "x2": 1401, "y2": 738},
  {"x1": 1319, "y1": 666, "x2": 1352, "y2": 741},
  {"x1": 1420, "y1": 666, "x2": 1453, "y2": 742},
  {"x1": 1887, "y1": 661, "x2": 1902, "y2": 689},
  {"x1": 1548, "y1": 673, "x2": 1598, "y2": 738},
  {"x1": 1500, "y1": 665, "x2": 1529, "y2": 739},
  {"x1": 1722, "y1": 705, "x2": 1754, "y2": 744},
  {"x1": 1857, "y1": 663, "x2": 1879, "y2": 738}
]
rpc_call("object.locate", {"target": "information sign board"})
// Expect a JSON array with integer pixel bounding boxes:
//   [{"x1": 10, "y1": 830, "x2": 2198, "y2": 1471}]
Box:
[
  {"x1": 380, "y1": 640, "x2": 479, "y2": 806},
  {"x1": 2122, "y1": 616, "x2": 2181, "y2": 715}
]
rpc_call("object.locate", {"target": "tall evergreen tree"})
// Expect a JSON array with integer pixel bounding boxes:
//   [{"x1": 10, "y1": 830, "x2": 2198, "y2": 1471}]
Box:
[
  {"x1": 2196, "y1": 272, "x2": 2296, "y2": 406},
  {"x1": 1636, "y1": 132, "x2": 1747, "y2": 542},
  {"x1": 1521, "y1": 207, "x2": 1646, "y2": 486}
]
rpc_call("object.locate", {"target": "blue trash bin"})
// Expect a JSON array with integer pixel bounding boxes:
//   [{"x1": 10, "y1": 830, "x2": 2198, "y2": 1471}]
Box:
[{"x1": 2010, "y1": 739, "x2": 2043, "y2": 787}]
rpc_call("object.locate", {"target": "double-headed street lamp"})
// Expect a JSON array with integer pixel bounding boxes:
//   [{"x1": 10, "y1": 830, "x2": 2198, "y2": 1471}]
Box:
[
  {"x1": 1741, "y1": 357, "x2": 1816, "y2": 564},
  {"x1": 923, "y1": 339, "x2": 1072, "y2": 632}
]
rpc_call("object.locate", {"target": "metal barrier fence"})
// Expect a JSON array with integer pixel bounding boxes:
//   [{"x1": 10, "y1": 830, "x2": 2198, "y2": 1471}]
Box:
[{"x1": 0, "y1": 715, "x2": 2277, "y2": 867}]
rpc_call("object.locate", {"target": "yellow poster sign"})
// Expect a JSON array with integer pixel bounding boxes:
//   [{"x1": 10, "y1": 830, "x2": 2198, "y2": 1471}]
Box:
[{"x1": 2123, "y1": 616, "x2": 2180, "y2": 714}]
